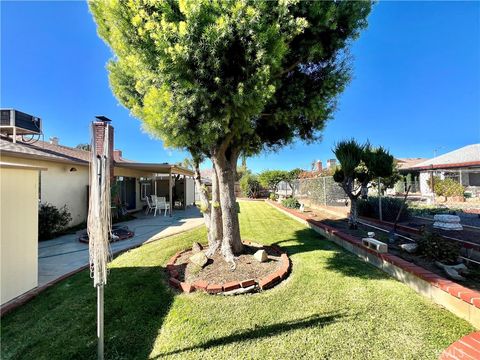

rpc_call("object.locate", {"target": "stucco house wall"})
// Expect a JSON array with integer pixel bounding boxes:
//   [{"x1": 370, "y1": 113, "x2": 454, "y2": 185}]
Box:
[
  {"x1": 1, "y1": 155, "x2": 89, "y2": 226},
  {"x1": 1, "y1": 163, "x2": 44, "y2": 304}
]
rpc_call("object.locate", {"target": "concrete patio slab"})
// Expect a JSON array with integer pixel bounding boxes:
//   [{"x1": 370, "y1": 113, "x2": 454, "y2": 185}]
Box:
[{"x1": 38, "y1": 207, "x2": 203, "y2": 286}]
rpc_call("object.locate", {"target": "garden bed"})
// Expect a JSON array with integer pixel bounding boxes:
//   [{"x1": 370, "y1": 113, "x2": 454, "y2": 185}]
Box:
[
  {"x1": 299, "y1": 206, "x2": 480, "y2": 291},
  {"x1": 166, "y1": 241, "x2": 291, "y2": 294}
]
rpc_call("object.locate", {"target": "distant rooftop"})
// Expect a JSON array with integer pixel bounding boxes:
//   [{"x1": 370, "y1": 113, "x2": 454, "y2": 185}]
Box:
[{"x1": 407, "y1": 144, "x2": 480, "y2": 170}]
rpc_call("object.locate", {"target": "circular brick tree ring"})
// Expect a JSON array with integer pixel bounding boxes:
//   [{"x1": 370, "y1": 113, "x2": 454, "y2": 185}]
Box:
[{"x1": 166, "y1": 241, "x2": 291, "y2": 294}]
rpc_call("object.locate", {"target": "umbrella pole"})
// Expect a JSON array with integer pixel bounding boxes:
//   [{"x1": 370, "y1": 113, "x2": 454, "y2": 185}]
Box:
[{"x1": 97, "y1": 283, "x2": 104, "y2": 360}]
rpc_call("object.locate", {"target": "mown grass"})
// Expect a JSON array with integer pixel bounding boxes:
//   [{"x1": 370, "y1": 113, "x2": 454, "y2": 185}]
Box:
[{"x1": 1, "y1": 201, "x2": 474, "y2": 359}]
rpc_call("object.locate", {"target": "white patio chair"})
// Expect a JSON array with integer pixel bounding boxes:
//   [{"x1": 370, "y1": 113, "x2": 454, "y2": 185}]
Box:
[
  {"x1": 154, "y1": 196, "x2": 170, "y2": 217},
  {"x1": 145, "y1": 196, "x2": 156, "y2": 215}
]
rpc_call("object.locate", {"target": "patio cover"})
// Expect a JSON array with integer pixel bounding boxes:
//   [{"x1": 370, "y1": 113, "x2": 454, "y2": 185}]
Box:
[{"x1": 114, "y1": 162, "x2": 194, "y2": 176}]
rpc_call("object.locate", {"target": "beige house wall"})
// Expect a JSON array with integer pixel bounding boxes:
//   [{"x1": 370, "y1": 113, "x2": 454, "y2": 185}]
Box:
[
  {"x1": 0, "y1": 156, "x2": 89, "y2": 226},
  {"x1": 0, "y1": 166, "x2": 41, "y2": 304}
]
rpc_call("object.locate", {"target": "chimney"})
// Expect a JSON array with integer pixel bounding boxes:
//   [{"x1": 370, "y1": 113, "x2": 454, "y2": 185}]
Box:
[
  {"x1": 93, "y1": 116, "x2": 114, "y2": 178},
  {"x1": 113, "y1": 149, "x2": 122, "y2": 160},
  {"x1": 315, "y1": 160, "x2": 322, "y2": 172},
  {"x1": 49, "y1": 136, "x2": 59, "y2": 145},
  {"x1": 327, "y1": 159, "x2": 337, "y2": 169}
]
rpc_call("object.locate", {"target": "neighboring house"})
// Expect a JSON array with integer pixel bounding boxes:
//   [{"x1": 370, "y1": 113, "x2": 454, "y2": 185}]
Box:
[
  {"x1": 0, "y1": 119, "x2": 195, "y2": 226},
  {"x1": 400, "y1": 144, "x2": 480, "y2": 197}
]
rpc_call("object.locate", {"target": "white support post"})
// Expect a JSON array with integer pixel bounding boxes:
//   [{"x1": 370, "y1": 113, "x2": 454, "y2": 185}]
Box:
[{"x1": 169, "y1": 169, "x2": 173, "y2": 216}]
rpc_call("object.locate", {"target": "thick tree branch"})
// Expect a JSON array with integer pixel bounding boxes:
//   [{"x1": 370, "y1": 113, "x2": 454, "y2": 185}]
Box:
[{"x1": 277, "y1": 60, "x2": 301, "y2": 77}]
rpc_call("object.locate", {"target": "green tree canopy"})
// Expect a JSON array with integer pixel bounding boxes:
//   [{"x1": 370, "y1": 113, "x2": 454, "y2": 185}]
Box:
[
  {"x1": 333, "y1": 139, "x2": 394, "y2": 228},
  {"x1": 258, "y1": 170, "x2": 288, "y2": 192},
  {"x1": 90, "y1": 0, "x2": 372, "y2": 257}
]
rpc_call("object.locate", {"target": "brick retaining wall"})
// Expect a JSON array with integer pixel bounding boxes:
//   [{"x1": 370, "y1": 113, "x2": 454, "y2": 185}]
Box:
[{"x1": 266, "y1": 200, "x2": 480, "y2": 329}]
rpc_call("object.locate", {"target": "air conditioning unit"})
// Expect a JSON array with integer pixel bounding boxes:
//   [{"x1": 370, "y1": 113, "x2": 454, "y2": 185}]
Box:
[{"x1": 0, "y1": 109, "x2": 42, "y2": 138}]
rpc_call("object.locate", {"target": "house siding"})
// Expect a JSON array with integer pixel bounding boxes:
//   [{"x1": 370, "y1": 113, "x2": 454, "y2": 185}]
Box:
[
  {"x1": 1, "y1": 166, "x2": 40, "y2": 304},
  {"x1": 1, "y1": 155, "x2": 89, "y2": 226}
]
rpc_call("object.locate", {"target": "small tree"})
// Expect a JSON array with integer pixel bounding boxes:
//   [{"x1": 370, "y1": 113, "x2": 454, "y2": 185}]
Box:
[
  {"x1": 333, "y1": 140, "x2": 394, "y2": 228},
  {"x1": 283, "y1": 168, "x2": 302, "y2": 197},
  {"x1": 258, "y1": 170, "x2": 287, "y2": 195},
  {"x1": 240, "y1": 173, "x2": 261, "y2": 198},
  {"x1": 90, "y1": 1, "x2": 372, "y2": 262}
]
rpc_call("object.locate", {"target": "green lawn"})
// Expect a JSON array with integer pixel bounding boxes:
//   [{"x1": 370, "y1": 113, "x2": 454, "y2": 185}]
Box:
[{"x1": 1, "y1": 202, "x2": 474, "y2": 359}]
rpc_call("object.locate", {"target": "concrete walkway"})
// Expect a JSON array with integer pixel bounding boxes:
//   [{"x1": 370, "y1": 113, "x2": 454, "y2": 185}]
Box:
[{"x1": 38, "y1": 207, "x2": 203, "y2": 286}]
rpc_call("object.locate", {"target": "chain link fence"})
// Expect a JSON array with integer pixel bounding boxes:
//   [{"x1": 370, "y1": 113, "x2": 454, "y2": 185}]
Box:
[{"x1": 291, "y1": 176, "x2": 348, "y2": 207}]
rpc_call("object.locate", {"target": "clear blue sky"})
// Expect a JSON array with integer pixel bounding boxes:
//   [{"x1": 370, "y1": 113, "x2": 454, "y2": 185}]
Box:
[{"x1": 2, "y1": 1, "x2": 479, "y2": 172}]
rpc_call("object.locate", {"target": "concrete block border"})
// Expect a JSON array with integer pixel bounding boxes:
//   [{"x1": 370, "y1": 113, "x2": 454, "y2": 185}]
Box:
[
  {"x1": 265, "y1": 200, "x2": 480, "y2": 329},
  {"x1": 166, "y1": 241, "x2": 291, "y2": 295}
]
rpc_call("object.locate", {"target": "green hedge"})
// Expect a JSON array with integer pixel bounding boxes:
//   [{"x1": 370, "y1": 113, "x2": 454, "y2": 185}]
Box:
[{"x1": 357, "y1": 196, "x2": 410, "y2": 222}]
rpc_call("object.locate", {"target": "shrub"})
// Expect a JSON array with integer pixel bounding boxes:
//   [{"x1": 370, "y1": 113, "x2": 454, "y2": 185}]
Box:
[
  {"x1": 38, "y1": 203, "x2": 72, "y2": 240},
  {"x1": 269, "y1": 192, "x2": 278, "y2": 201},
  {"x1": 356, "y1": 196, "x2": 410, "y2": 222},
  {"x1": 417, "y1": 231, "x2": 461, "y2": 264},
  {"x1": 239, "y1": 173, "x2": 261, "y2": 198},
  {"x1": 282, "y1": 197, "x2": 300, "y2": 209},
  {"x1": 432, "y1": 177, "x2": 464, "y2": 199}
]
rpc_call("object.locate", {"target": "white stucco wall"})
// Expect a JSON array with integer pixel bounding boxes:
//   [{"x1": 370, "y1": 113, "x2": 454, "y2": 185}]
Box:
[
  {"x1": 1, "y1": 156, "x2": 89, "y2": 226},
  {"x1": 1, "y1": 165, "x2": 41, "y2": 304},
  {"x1": 419, "y1": 171, "x2": 432, "y2": 196}
]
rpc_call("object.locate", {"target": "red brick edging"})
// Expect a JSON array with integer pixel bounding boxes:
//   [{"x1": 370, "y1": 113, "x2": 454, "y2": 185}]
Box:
[
  {"x1": 439, "y1": 331, "x2": 480, "y2": 360},
  {"x1": 166, "y1": 241, "x2": 291, "y2": 294},
  {"x1": 266, "y1": 200, "x2": 480, "y2": 312}
]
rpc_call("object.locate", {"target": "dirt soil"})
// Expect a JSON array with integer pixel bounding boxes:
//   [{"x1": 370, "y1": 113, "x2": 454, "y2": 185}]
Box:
[{"x1": 176, "y1": 244, "x2": 282, "y2": 284}]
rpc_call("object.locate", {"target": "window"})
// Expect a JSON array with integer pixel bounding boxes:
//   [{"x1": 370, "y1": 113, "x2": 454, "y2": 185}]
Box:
[{"x1": 141, "y1": 182, "x2": 152, "y2": 200}]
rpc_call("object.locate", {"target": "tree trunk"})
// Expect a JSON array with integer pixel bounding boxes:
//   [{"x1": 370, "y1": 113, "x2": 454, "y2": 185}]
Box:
[
  {"x1": 349, "y1": 197, "x2": 358, "y2": 229},
  {"x1": 206, "y1": 167, "x2": 223, "y2": 257},
  {"x1": 212, "y1": 147, "x2": 243, "y2": 267},
  {"x1": 193, "y1": 161, "x2": 211, "y2": 234},
  {"x1": 193, "y1": 160, "x2": 222, "y2": 257}
]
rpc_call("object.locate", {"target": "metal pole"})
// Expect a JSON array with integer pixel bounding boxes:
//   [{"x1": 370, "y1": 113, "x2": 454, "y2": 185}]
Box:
[
  {"x1": 97, "y1": 284, "x2": 104, "y2": 360},
  {"x1": 378, "y1": 177, "x2": 383, "y2": 221}
]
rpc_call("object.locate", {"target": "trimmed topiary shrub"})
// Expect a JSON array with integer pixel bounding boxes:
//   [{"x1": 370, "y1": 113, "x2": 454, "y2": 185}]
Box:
[
  {"x1": 357, "y1": 196, "x2": 410, "y2": 222},
  {"x1": 39, "y1": 203, "x2": 72, "y2": 240},
  {"x1": 282, "y1": 197, "x2": 300, "y2": 209}
]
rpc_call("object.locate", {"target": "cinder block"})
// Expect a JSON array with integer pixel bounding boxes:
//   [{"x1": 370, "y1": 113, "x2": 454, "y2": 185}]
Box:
[{"x1": 362, "y1": 238, "x2": 388, "y2": 253}]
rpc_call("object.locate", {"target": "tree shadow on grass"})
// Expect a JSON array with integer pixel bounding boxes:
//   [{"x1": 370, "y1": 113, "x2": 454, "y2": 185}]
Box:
[
  {"x1": 152, "y1": 311, "x2": 349, "y2": 358},
  {"x1": 323, "y1": 249, "x2": 391, "y2": 280},
  {"x1": 272, "y1": 226, "x2": 390, "y2": 281},
  {"x1": 1, "y1": 265, "x2": 175, "y2": 360},
  {"x1": 271, "y1": 228, "x2": 336, "y2": 256}
]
